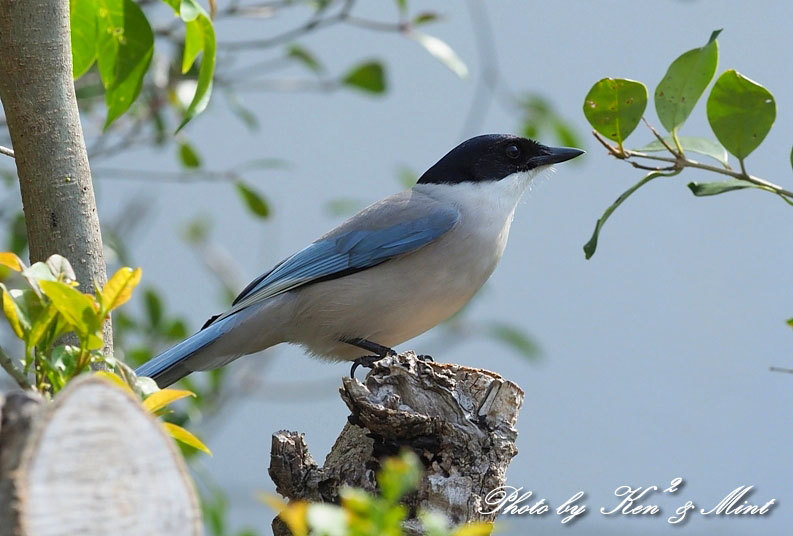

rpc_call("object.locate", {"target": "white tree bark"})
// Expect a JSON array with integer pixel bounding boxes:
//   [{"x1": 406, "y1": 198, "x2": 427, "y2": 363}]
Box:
[
  {"x1": 269, "y1": 352, "x2": 524, "y2": 535},
  {"x1": 0, "y1": 377, "x2": 202, "y2": 536}
]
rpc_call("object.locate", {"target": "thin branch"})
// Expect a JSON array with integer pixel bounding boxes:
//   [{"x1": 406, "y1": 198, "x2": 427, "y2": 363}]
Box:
[
  {"x1": 0, "y1": 345, "x2": 32, "y2": 390},
  {"x1": 770, "y1": 366, "x2": 793, "y2": 374},
  {"x1": 642, "y1": 117, "x2": 679, "y2": 157},
  {"x1": 222, "y1": 0, "x2": 355, "y2": 51},
  {"x1": 93, "y1": 167, "x2": 240, "y2": 183},
  {"x1": 460, "y1": 0, "x2": 498, "y2": 138},
  {"x1": 0, "y1": 144, "x2": 14, "y2": 158},
  {"x1": 592, "y1": 129, "x2": 793, "y2": 202}
]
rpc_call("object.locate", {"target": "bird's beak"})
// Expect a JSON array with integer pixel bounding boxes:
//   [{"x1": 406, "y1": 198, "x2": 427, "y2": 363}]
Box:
[{"x1": 532, "y1": 146, "x2": 585, "y2": 167}]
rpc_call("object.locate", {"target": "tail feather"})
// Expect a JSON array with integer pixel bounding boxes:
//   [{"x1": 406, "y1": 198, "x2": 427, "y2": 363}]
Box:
[{"x1": 135, "y1": 318, "x2": 233, "y2": 387}]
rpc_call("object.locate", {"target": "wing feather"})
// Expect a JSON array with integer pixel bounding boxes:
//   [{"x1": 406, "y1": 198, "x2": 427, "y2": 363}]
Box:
[{"x1": 220, "y1": 191, "x2": 458, "y2": 320}]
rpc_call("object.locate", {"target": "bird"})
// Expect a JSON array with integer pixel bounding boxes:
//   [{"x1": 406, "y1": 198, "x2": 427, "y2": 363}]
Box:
[{"x1": 135, "y1": 134, "x2": 583, "y2": 387}]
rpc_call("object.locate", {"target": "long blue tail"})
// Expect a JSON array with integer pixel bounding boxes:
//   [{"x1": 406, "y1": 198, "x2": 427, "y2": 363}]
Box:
[{"x1": 134, "y1": 316, "x2": 233, "y2": 387}]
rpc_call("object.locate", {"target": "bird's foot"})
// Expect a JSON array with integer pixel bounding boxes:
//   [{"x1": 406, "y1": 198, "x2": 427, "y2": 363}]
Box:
[
  {"x1": 415, "y1": 354, "x2": 434, "y2": 363},
  {"x1": 350, "y1": 354, "x2": 389, "y2": 378}
]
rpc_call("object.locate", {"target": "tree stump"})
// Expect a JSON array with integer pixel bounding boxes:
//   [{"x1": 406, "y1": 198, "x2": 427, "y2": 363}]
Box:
[
  {"x1": 0, "y1": 376, "x2": 202, "y2": 536},
  {"x1": 269, "y1": 352, "x2": 524, "y2": 535}
]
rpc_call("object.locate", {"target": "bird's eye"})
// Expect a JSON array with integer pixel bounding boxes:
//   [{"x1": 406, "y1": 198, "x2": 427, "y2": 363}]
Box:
[{"x1": 505, "y1": 145, "x2": 520, "y2": 159}]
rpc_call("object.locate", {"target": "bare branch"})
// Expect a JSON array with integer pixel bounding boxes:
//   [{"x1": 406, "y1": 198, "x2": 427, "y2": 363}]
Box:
[{"x1": 0, "y1": 345, "x2": 32, "y2": 390}]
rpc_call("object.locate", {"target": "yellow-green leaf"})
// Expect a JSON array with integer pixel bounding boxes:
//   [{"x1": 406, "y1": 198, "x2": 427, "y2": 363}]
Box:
[
  {"x1": 1, "y1": 287, "x2": 26, "y2": 338},
  {"x1": 451, "y1": 522, "x2": 494, "y2": 536},
  {"x1": 162, "y1": 422, "x2": 212, "y2": 455},
  {"x1": 71, "y1": 0, "x2": 98, "y2": 78},
  {"x1": 260, "y1": 494, "x2": 308, "y2": 536},
  {"x1": 40, "y1": 280, "x2": 100, "y2": 332},
  {"x1": 95, "y1": 370, "x2": 134, "y2": 392},
  {"x1": 176, "y1": 2, "x2": 216, "y2": 132},
  {"x1": 101, "y1": 267, "x2": 142, "y2": 314},
  {"x1": 0, "y1": 252, "x2": 24, "y2": 271},
  {"x1": 28, "y1": 305, "x2": 58, "y2": 349},
  {"x1": 143, "y1": 388, "x2": 195, "y2": 413}
]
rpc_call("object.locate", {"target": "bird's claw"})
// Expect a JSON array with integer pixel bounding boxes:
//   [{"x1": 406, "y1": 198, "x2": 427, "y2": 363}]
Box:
[
  {"x1": 416, "y1": 354, "x2": 434, "y2": 362},
  {"x1": 350, "y1": 355, "x2": 385, "y2": 378}
]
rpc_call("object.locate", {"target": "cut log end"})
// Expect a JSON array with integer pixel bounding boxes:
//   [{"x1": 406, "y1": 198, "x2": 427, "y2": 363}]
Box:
[{"x1": 0, "y1": 376, "x2": 202, "y2": 536}]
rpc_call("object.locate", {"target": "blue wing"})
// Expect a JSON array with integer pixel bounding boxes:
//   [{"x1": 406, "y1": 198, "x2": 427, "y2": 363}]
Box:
[{"x1": 224, "y1": 206, "x2": 459, "y2": 317}]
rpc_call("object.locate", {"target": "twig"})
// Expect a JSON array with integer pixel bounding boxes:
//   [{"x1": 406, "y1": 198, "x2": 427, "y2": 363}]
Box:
[
  {"x1": 460, "y1": 0, "x2": 498, "y2": 138},
  {"x1": 222, "y1": 0, "x2": 356, "y2": 51},
  {"x1": 593, "y1": 129, "x2": 793, "y2": 202},
  {"x1": 0, "y1": 144, "x2": 14, "y2": 158},
  {"x1": 0, "y1": 345, "x2": 32, "y2": 390},
  {"x1": 642, "y1": 117, "x2": 679, "y2": 157},
  {"x1": 770, "y1": 366, "x2": 793, "y2": 374}
]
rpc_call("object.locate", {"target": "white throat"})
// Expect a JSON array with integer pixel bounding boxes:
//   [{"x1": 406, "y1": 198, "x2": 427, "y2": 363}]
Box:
[{"x1": 413, "y1": 169, "x2": 539, "y2": 223}]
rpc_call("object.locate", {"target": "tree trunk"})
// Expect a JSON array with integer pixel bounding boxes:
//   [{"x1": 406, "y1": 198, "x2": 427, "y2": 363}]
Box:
[
  {"x1": 269, "y1": 352, "x2": 524, "y2": 535},
  {"x1": 0, "y1": 0, "x2": 112, "y2": 355}
]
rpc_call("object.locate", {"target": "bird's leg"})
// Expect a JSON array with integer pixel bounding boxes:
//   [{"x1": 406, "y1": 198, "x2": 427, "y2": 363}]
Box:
[{"x1": 343, "y1": 337, "x2": 396, "y2": 378}]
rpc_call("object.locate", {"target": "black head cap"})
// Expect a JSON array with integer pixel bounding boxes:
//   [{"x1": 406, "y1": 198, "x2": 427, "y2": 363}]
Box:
[{"x1": 417, "y1": 134, "x2": 584, "y2": 185}]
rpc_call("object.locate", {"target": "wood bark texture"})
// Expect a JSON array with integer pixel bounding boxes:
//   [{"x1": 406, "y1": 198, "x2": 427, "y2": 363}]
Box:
[
  {"x1": 0, "y1": 0, "x2": 111, "y2": 354},
  {"x1": 0, "y1": 377, "x2": 202, "y2": 536},
  {"x1": 269, "y1": 352, "x2": 524, "y2": 536}
]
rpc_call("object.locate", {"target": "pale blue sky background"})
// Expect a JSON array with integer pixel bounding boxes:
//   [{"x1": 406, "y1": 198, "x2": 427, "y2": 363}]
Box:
[{"x1": 17, "y1": 1, "x2": 793, "y2": 534}]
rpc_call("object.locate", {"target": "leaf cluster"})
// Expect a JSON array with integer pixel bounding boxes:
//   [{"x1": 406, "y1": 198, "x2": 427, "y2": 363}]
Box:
[
  {"x1": 0, "y1": 252, "x2": 139, "y2": 393},
  {"x1": 581, "y1": 30, "x2": 791, "y2": 258}
]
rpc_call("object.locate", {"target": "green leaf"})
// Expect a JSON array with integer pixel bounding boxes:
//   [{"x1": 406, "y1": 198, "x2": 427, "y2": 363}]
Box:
[
  {"x1": 235, "y1": 181, "x2": 270, "y2": 219},
  {"x1": 144, "y1": 288, "x2": 163, "y2": 327},
  {"x1": 584, "y1": 170, "x2": 677, "y2": 259},
  {"x1": 96, "y1": 0, "x2": 154, "y2": 127},
  {"x1": 377, "y1": 451, "x2": 422, "y2": 502},
  {"x1": 486, "y1": 322, "x2": 539, "y2": 360},
  {"x1": 636, "y1": 136, "x2": 728, "y2": 166},
  {"x1": 342, "y1": 61, "x2": 386, "y2": 94},
  {"x1": 223, "y1": 90, "x2": 259, "y2": 131},
  {"x1": 40, "y1": 280, "x2": 100, "y2": 334},
  {"x1": 707, "y1": 69, "x2": 776, "y2": 160},
  {"x1": 787, "y1": 317, "x2": 793, "y2": 328},
  {"x1": 182, "y1": 18, "x2": 204, "y2": 74},
  {"x1": 408, "y1": 31, "x2": 468, "y2": 79},
  {"x1": 413, "y1": 12, "x2": 440, "y2": 25},
  {"x1": 654, "y1": 30, "x2": 721, "y2": 133},
  {"x1": 176, "y1": 1, "x2": 216, "y2": 132},
  {"x1": 287, "y1": 44, "x2": 323, "y2": 73},
  {"x1": 583, "y1": 78, "x2": 647, "y2": 147},
  {"x1": 325, "y1": 199, "x2": 364, "y2": 217},
  {"x1": 28, "y1": 306, "x2": 59, "y2": 349},
  {"x1": 71, "y1": 0, "x2": 98, "y2": 78},
  {"x1": 687, "y1": 178, "x2": 757, "y2": 197},
  {"x1": 178, "y1": 142, "x2": 202, "y2": 168}
]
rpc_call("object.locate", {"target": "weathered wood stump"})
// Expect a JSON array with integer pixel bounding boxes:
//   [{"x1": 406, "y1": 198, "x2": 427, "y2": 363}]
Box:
[
  {"x1": 269, "y1": 352, "x2": 524, "y2": 535},
  {"x1": 0, "y1": 376, "x2": 202, "y2": 536}
]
